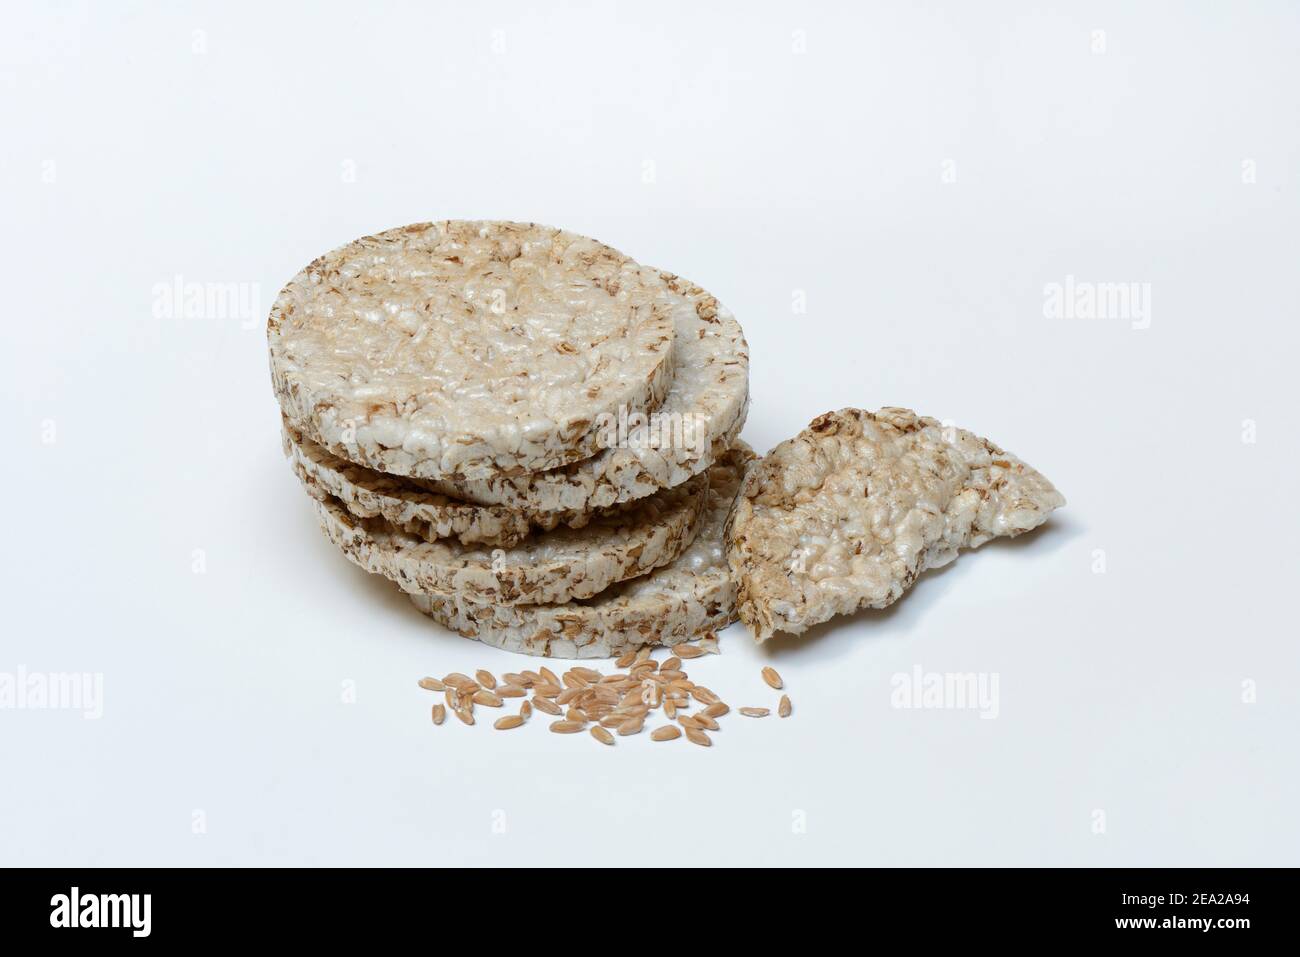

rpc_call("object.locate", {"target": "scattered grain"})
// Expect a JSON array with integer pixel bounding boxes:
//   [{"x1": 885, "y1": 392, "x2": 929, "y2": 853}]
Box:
[
  {"x1": 531, "y1": 696, "x2": 562, "y2": 716},
  {"x1": 690, "y1": 686, "x2": 720, "y2": 705},
  {"x1": 617, "y1": 716, "x2": 645, "y2": 736},
  {"x1": 651, "y1": 726, "x2": 682, "y2": 742},
  {"x1": 779, "y1": 695, "x2": 792, "y2": 718},
  {"x1": 739, "y1": 707, "x2": 770, "y2": 718},
  {"x1": 494, "y1": 715, "x2": 524, "y2": 730},
  {"x1": 761, "y1": 667, "x2": 783, "y2": 690}
]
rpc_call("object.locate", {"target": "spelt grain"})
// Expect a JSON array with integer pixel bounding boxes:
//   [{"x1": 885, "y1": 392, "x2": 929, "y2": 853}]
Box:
[
  {"x1": 431, "y1": 704, "x2": 446, "y2": 725},
  {"x1": 779, "y1": 695, "x2": 792, "y2": 718},
  {"x1": 498, "y1": 686, "x2": 526, "y2": 699},
  {"x1": 691, "y1": 687, "x2": 720, "y2": 705},
  {"x1": 684, "y1": 728, "x2": 711, "y2": 747},
  {"x1": 761, "y1": 667, "x2": 783, "y2": 690},
  {"x1": 549, "y1": 720, "x2": 584, "y2": 734},
  {"x1": 590, "y1": 726, "x2": 615, "y2": 746},
  {"x1": 473, "y1": 691, "x2": 503, "y2": 708},
  {"x1": 531, "y1": 697, "x2": 562, "y2": 716},
  {"x1": 494, "y1": 715, "x2": 524, "y2": 730},
  {"x1": 651, "y1": 726, "x2": 682, "y2": 742},
  {"x1": 475, "y1": 670, "x2": 498, "y2": 690},
  {"x1": 617, "y1": 716, "x2": 645, "y2": 736},
  {"x1": 675, "y1": 644, "x2": 705, "y2": 659},
  {"x1": 703, "y1": 702, "x2": 730, "y2": 718},
  {"x1": 739, "y1": 707, "x2": 770, "y2": 718},
  {"x1": 520, "y1": 700, "x2": 533, "y2": 720},
  {"x1": 418, "y1": 677, "x2": 446, "y2": 692},
  {"x1": 455, "y1": 708, "x2": 475, "y2": 726}
]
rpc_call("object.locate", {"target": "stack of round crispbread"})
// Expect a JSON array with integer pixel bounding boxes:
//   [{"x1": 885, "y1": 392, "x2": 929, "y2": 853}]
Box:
[{"x1": 269, "y1": 221, "x2": 750, "y2": 657}]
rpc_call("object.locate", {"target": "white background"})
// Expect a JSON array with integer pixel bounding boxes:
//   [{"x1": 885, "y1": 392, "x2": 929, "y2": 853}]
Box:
[{"x1": 2, "y1": 1, "x2": 1297, "y2": 866}]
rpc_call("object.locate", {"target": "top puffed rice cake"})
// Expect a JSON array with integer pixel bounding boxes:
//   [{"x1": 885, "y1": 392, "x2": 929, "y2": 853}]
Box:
[{"x1": 268, "y1": 221, "x2": 678, "y2": 481}]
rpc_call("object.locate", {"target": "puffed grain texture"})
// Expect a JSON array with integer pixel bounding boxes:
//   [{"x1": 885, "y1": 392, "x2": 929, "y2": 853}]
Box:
[
  {"x1": 726, "y1": 408, "x2": 1065, "y2": 640},
  {"x1": 420, "y1": 272, "x2": 748, "y2": 514},
  {"x1": 407, "y1": 444, "x2": 754, "y2": 658},
  {"x1": 285, "y1": 420, "x2": 587, "y2": 547},
  {"x1": 268, "y1": 221, "x2": 676, "y2": 481},
  {"x1": 311, "y1": 469, "x2": 709, "y2": 606}
]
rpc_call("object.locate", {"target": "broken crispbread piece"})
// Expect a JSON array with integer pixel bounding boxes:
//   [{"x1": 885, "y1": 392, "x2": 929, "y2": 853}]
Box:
[{"x1": 725, "y1": 408, "x2": 1065, "y2": 641}]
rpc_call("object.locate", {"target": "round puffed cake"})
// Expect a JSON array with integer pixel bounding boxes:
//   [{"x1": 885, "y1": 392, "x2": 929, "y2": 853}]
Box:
[
  {"x1": 269, "y1": 221, "x2": 677, "y2": 481},
  {"x1": 725, "y1": 408, "x2": 1066, "y2": 641},
  {"x1": 311, "y1": 468, "x2": 710, "y2": 606},
  {"x1": 285, "y1": 420, "x2": 591, "y2": 548},
  {"x1": 407, "y1": 443, "x2": 754, "y2": 658},
  {"x1": 420, "y1": 273, "x2": 749, "y2": 514}
]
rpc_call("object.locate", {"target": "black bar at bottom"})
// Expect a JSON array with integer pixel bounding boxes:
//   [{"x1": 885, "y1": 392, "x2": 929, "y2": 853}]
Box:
[{"x1": 0, "y1": 867, "x2": 1286, "y2": 942}]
